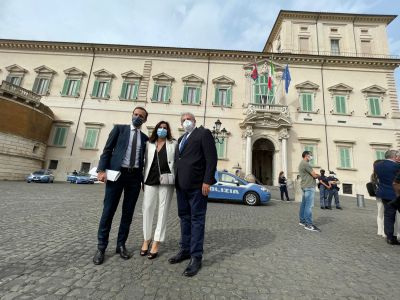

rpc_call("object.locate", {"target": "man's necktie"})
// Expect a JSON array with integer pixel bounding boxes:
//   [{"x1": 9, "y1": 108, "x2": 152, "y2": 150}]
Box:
[
  {"x1": 130, "y1": 129, "x2": 138, "y2": 167},
  {"x1": 179, "y1": 133, "x2": 188, "y2": 154}
]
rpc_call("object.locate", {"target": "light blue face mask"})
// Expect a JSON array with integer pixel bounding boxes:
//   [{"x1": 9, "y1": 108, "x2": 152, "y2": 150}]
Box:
[{"x1": 157, "y1": 128, "x2": 168, "y2": 138}]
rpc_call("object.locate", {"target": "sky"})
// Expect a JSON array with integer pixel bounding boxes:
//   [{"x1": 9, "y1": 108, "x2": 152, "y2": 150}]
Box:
[{"x1": 0, "y1": 0, "x2": 399, "y2": 94}]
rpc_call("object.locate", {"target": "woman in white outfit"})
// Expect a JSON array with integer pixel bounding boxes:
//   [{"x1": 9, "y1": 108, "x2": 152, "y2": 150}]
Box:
[{"x1": 141, "y1": 121, "x2": 176, "y2": 259}]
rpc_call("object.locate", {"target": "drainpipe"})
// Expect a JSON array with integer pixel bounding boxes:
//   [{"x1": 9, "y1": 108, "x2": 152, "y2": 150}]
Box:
[
  {"x1": 70, "y1": 46, "x2": 96, "y2": 155},
  {"x1": 320, "y1": 58, "x2": 330, "y2": 171},
  {"x1": 202, "y1": 52, "x2": 211, "y2": 126},
  {"x1": 352, "y1": 16, "x2": 358, "y2": 56},
  {"x1": 316, "y1": 14, "x2": 320, "y2": 55}
]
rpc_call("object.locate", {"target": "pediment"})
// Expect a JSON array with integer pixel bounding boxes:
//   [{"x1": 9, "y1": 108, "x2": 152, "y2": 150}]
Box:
[
  {"x1": 361, "y1": 85, "x2": 386, "y2": 94},
  {"x1": 6, "y1": 64, "x2": 28, "y2": 74},
  {"x1": 121, "y1": 70, "x2": 142, "y2": 79},
  {"x1": 182, "y1": 74, "x2": 204, "y2": 83},
  {"x1": 64, "y1": 67, "x2": 86, "y2": 76},
  {"x1": 93, "y1": 69, "x2": 115, "y2": 78},
  {"x1": 34, "y1": 65, "x2": 56, "y2": 74},
  {"x1": 295, "y1": 81, "x2": 319, "y2": 90},
  {"x1": 212, "y1": 75, "x2": 235, "y2": 85},
  {"x1": 152, "y1": 72, "x2": 175, "y2": 81},
  {"x1": 243, "y1": 60, "x2": 284, "y2": 71},
  {"x1": 327, "y1": 83, "x2": 353, "y2": 92}
]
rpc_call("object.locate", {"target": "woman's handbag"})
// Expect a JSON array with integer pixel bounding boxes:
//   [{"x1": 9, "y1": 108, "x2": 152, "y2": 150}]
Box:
[{"x1": 156, "y1": 144, "x2": 175, "y2": 185}]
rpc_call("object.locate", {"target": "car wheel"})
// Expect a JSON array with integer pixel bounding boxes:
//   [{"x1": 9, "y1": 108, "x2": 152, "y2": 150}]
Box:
[
  {"x1": 243, "y1": 192, "x2": 260, "y2": 206},
  {"x1": 27, "y1": 180, "x2": 31, "y2": 183}
]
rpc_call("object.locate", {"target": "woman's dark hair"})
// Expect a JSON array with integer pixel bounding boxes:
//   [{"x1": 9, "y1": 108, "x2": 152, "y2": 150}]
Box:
[{"x1": 149, "y1": 121, "x2": 173, "y2": 143}]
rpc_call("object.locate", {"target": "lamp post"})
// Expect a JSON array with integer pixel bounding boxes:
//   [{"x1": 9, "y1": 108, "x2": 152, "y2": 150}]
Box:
[{"x1": 211, "y1": 119, "x2": 227, "y2": 144}]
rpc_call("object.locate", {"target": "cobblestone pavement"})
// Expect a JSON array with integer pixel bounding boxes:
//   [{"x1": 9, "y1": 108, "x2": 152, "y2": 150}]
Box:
[{"x1": 0, "y1": 181, "x2": 399, "y2": 300}]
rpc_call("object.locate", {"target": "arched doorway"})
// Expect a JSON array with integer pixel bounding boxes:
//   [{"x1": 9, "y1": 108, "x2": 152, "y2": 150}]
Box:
[{"x1": 252, "y1": 138, "x2": 275, "y2": 185}]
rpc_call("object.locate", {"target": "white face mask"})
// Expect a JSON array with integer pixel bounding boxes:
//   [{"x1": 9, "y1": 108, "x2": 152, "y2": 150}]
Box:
[
  {"x1": 182, "y1": 119, "x2": 195, "y2": 132},
  {"x1": 308, "y1": 155, "x2": 313, "y2": 161}
]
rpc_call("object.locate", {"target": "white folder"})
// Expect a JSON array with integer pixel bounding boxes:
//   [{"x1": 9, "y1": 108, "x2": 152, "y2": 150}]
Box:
[{"x1": 89, "y1": 167, "x2": 121, "y2": 182}]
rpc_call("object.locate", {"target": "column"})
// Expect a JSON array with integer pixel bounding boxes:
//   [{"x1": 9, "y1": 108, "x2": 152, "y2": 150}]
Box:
[
  {"x1": 279, "y1": 128, "x2": 289, "y2": 176},
  {"x1": 244, "y1": 126, "x2": 253, "y2": 175}
]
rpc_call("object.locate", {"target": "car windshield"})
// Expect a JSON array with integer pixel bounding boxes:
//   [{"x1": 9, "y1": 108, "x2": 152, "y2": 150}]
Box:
[{"x1": 33, "y1": 171, "x2": 45, "y2": 175}]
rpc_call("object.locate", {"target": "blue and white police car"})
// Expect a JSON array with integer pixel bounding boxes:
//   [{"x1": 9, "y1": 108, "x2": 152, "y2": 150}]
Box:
[{"x1": 208, "y1": 171, "x2": 271, "y2": 206}]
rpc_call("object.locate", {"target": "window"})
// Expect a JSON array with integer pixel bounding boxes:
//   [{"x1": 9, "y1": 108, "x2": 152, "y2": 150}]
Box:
[
  {"x1": 182, "y1": 86, "x2": 201, "y2": 105},
  {"x1": 83, "y1": 128, "x2": 99, "y2": 149},
  {"x1": 6, "y1": 76, "x2": 22, "y2": 86},
  {"x1": 335, "y1": 95, "x2": 347, "y2": 114},
  {"x1": 330, "y1": 28, "x2": 338, "y2": 33},
  {"x1": 33, "y1": 78, "x2": 50, "y2": 95},
  {"x1": 300, "y1": 26, "x2": 308, "y2": 31},
  {"x1": 152, "y1": 84, "x2": 171, "y2": 103},
  {"x1": 91, "y1": 81, "x2": 110, "y2": 98},
  {"x1": 361, "y1": 40, "x2": 371, "y2": 54},
  {"x1": 299, "y1": 37, "x2": 309, "y2": 53},
  {"x1": 339, "y1": 147, "x2": 352, "y2": 168},
  {"x1": 254, "y1": 74, "x2": 273, "y2": 104},
  {"x1": 214, "y1": 87, "x2": 232, "y2": 107},
  {"x1": 61, "y1": 79, "x2": 81, "y2": 97},
  {"x1": 81, "y1": 162, "x2": 91, "y2": 173},
  {"x1": 342, "y1": 183, "x2": 353, "y2": 194},
  {"x1": 375, "y1": 149, "x2": 386, "y2": 160},
  {"x1": 48, "y1": 160, "x2": 58, "y2": 170},
  {"x1": 331, "y1": 39, "x2": 340, "y2": 55},
  {"x1": 52, "y1": 127, "x2": 68, "y2": 146},
  {"x1": 215, "y1": 139, "x2": 227, "y2": 159},
  {"x1": 368, "y1": 97, "x2": 381, "y2": 116},
  {"x1": 303, "y1": 144, "x2": 317, "y2": 166},
  {"x1": 120, "y1": 81, "x2": 139, "y2": 100},
  {"x1": 220, "y1": 173, "x2": 237, "y2": 184},
  {"x1": 300, "y1": 93, "x2": 313, "y2": 112}
]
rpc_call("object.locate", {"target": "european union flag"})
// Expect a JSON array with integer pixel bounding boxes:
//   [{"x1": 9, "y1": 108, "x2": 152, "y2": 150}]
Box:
[{"x1": 282, "y1": 64, "x2": 291, "y2": 94}]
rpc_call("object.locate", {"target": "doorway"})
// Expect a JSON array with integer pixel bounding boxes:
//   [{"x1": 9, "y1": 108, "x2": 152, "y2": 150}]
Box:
[{"x1": 252, "y1": 138, "x2": 274, "y2": 185}]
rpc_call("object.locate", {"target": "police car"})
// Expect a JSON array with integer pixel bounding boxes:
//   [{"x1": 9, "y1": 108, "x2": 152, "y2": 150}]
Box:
[{"x1": 208, "y1": 171, "x2": 271, "y2": 206}]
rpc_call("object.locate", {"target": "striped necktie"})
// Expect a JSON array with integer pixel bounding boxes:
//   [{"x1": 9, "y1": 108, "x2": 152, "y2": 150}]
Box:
[{"x1": 179, "y1": 133, "x2": 188, "y2": 153}]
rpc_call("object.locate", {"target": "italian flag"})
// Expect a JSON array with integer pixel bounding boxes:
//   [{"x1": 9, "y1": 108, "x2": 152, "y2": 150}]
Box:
[{"x1": 268, "y1": 60, "x2": 274, "y2": 91}]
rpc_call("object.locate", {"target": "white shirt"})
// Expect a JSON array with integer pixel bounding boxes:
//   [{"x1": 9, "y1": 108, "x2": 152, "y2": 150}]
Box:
[{"x1": 121, "y1": 124, "x2": 141, "y2": 168}]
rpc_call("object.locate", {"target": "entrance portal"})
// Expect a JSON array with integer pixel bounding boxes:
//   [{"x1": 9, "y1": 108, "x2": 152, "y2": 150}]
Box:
[{"x1": 252, "y1": 139, "x2": 275, "y2": 185}]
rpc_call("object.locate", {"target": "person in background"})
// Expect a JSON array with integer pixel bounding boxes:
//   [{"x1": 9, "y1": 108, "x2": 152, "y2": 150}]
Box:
[
  {"x1": 327, "y1": 171, "x2": 342, "y2": 210},
  {"x1": 278, "y1": 171, "x2": 290, "y2": 201},
  {"x1": 141, "y1": 121, "x2": 177, "y2": 259},
  {"x1": 371, "y1": 159, "x2": 385, "y2": 238},
  {"x1": 298, "y1": 151, "x2": 320, "y2": 232},
  {"x1": 318, "y1": 169, "x2": 331, "y2": 209},
  {"x1": 375, "y1": 150, "x2": 400, "y2": 245}
]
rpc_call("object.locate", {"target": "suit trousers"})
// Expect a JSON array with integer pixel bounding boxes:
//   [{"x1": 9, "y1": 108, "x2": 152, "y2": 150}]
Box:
[
  {"x1": 142, "y1": 184, "x2": 174, "y2": 242},
  {"x1": 97, "y1": 169, "x2": 141, "y2": 250},
  {"x1": 382, "y1": 199, "x2": 400, "y2": 241},
  {"x1": 176, "y1": 187, "x2": 207, "y2": 259}
]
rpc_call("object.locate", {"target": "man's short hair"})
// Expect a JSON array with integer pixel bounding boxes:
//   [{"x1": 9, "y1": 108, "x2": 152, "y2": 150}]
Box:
[
  {"x1": 385, "y1": 149, "x2": 400, "y2": 159},
  {"x1": 133, "y1": 106, "x2": 148, "y2": 121},
  {"x1": 320, "y1": 169, "x2": 325, "y2": 173},
  {"x1": 180, "y1": 112, "x2": 195, "y2": 123},
  {"x1": 302, "y1": 150, "x2": 312, "y2": 158}
]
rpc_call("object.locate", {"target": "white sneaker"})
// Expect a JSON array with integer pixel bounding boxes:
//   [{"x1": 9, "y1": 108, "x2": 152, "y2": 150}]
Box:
[
  {"x1": 298, "y1": 222, "x2": 306, "y2": 227},
  {"x1": 305, "y1": 224, "x2": 321, "y2": 232}
]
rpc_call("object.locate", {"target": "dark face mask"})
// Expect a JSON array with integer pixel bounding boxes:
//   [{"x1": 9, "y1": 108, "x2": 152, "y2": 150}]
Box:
[{"x1": 132, "y1": 116, "x2": 143, "y2": 127}]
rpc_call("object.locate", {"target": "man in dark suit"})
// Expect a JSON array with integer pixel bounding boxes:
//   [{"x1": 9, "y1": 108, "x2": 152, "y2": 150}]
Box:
[
  {"x1": 374, "y1": 149, "x2": 400, "y2": 245},
  {"x1": 93, "y1": 107, "x2": 149, "y2": 265},
  {"x1": 168, "y1": 112, "x2": 218, "y2": 277}
]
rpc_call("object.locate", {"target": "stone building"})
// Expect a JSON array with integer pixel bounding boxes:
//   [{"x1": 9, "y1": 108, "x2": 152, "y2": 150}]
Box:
[{"x1": 0, "y1": 10, "x2": 399, "y2": 197}]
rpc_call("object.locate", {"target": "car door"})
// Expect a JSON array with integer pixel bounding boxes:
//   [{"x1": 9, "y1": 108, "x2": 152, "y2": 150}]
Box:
[{"x1": 211, "y1": 173, "x2": 246, "y2": 201}]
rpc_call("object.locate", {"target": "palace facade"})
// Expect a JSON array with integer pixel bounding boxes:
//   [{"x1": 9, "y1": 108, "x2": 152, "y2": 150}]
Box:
[{"x1": 0, "y1": 10, "x2": 399, "y2": 197}]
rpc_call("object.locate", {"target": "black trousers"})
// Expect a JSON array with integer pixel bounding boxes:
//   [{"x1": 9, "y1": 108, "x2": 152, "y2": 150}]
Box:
[
  {"x1": 382, "y1": 199, "x2": 400, "y2": 241},
  {"x1": 279, "y1": 185, "x2": 289, "y2": 200},
  {"x1": 97, "y1": 169, "x2": 141, "y2": 250}
]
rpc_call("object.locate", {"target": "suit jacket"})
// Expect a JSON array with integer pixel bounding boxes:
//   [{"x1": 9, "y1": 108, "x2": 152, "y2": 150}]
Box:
[
  {"x1": 174, "y1": 126, "x2": 218, "y2": 189},
  {"x1": 375, "y1": 159, "x2": 400, "y2": 200},
  {"x1": 97, "y1": 125, "x2": 149, "y2": 180},
  {"x1": 143, "y1": 139, "x2": 177, "y2": 182}
]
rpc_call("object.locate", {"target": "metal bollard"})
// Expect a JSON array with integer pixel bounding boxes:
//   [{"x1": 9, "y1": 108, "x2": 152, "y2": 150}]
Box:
[{"x1": 356, "y1": 194, "x2": 365, "y2": 208}]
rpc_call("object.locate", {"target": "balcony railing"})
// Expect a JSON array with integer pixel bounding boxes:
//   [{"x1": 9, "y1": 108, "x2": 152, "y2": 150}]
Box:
[
  {"x1": 246, "y1": 103, "x2": 289, "y2": 114},
  {"x1": 0, "y1": 80, "x2": 41, "y2": 106},
  {"x1": 273, "y1": 49, "x2": 400, "y2": 60}
]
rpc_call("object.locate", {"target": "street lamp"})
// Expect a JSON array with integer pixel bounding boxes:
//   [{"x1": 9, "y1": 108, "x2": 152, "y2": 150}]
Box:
[{"x1": 212, "y1": 119, "x2": 227, "y2": 144}]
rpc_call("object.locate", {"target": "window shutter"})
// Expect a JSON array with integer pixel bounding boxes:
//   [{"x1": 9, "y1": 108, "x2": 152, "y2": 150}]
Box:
[
  {"x1": 74, "y1": 80, "x2": 81, "y2": 97},
  {"x1": 104, "y1": 81, "x2": 110, "y2": 98},
  {"x1": 6, "y1": 75, "x2": 12, "y2": 83},
  {"x1": 226, "y1": 87, "x2": 232, "y2": 107},
  {"x1": 42, "y1": 79, "x2": 50, "y2": 95},
  {"x1": 92, "y1": 80, "x2": 99, "y2": 97},
  {"x1": 195, "y1": 87, "x2": 201, "y2": 104},
  {"x1": 152, "y1": 84, "x2": 158, "y2": 101},
  {"x1": 61, "y1": 79, "x2": 70, "y2": 96},
  {"x1": 214, "y1": 87, "x2": 220, "y2": 105},
  {"x1": 133, "y1": 82, "x2": 139, "y2": 99},
  {"x1": 32, "y1": 78, "x2": 39, "y2": 93},
  {"x1": 120, "y1": 82, "x2": 128, "y2": 99},
  {"x1": 182, "y1": 86, "x2": 188, "y2": 104},
  {"x1": 165, "y1": 86, "x2": 171, "y2": 102}
]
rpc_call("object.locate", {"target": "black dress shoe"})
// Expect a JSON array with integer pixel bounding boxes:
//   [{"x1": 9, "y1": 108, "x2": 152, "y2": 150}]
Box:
[
  {"x1": 116, "y1": 245, "x2": 132, "y2": 260},
  {"x1": 336, "y1": 206, "x2": 342, "y2": 210},
  {"x1": 325, "y1": 206, "x2": 332, "y2": 210},
  {"x1": 93, "y1": 250, "x2": 105, "y2": 265},
  {"x1": 168, "y1": 250, "x2": 190, "y2": 264},
  {"x1": 183, "y1": 257, "x2": 202, "y2": 277},
  {"x1": 386, "y1": 238, "x2": 400, "y2": 245},
  {"x1": 320, "y1": 206, "x2": 325, "y2": 209}
]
